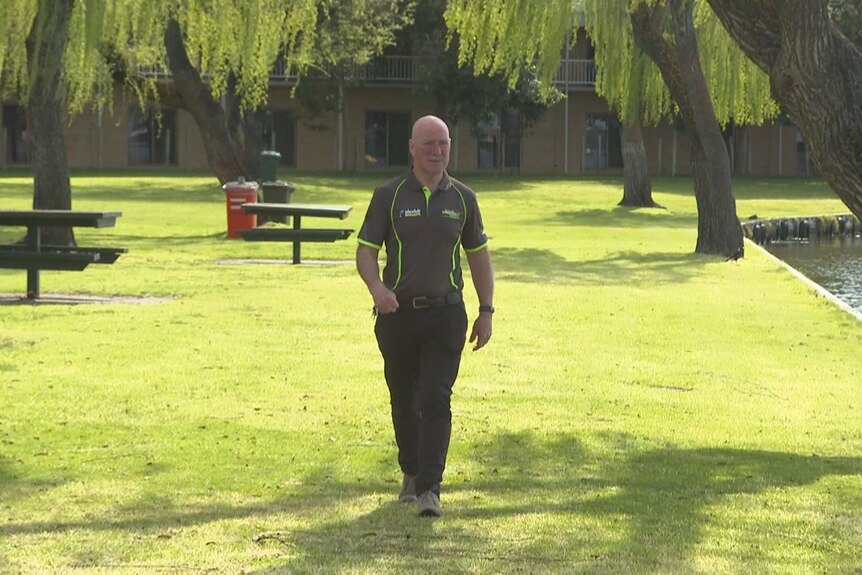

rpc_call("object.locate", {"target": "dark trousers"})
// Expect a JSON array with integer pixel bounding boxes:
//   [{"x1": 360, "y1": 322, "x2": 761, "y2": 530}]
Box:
[{"x1": 374, "y1": 303, "x2": 467, "y2": 496}]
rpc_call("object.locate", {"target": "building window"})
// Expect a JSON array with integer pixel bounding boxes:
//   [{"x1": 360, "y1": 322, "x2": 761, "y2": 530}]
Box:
[
  {"x1": 364, "y1": 111, "x2": 410, "y2": 168},
  {"x1": 502, "y1": 112, "x2": 521, "y2": 168},
  {"x1": 477, "y1": 112, "x2": 521, "y2": 170},
  {"x1": 476, "y1": 118, "x2": 498, "y2": 169},
  {"x1": 3, "y1": 105, "x2": 30, "y2": 165},
  {"x1": 128, "y1": 107, "x2": 177, "y2": 165},
  {"x1": 584, "y1": 114, "x2": 622, "y2": 170},
  {"x1": 263, "y1": 111, "x2": 297, "y2": 166},
  {"x1": 795, "y1": 132, "x2": 818, "y2": 176}
]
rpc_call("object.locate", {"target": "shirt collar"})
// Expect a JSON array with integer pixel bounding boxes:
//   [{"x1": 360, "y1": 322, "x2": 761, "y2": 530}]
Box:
[{"x1": 407, "y1": 167, "x2": 451, "y2": 194}]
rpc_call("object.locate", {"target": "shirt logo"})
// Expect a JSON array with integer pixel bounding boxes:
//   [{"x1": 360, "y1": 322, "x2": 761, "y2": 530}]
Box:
[
  {"x1": 441, "y1": 209, "x2": 462, "y2": 220},
  {"x1": 400, "y1": 208, "x2": 422, "y2": 218}
]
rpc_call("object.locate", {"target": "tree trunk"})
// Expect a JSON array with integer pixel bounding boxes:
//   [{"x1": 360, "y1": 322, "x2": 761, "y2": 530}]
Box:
[
  {"x1": 163, "y1": 19, "x2": 265, "y2": 185},
  {"x1": 619, "y1": 117, "x2": 660, "y2": 207},
  {"x1": 26, "y1": 0, "x2": 75, "y2": 246},
  {"x1": 631, "y1": 0, "x2": 743, "y2": 258},
  {"x1": 706, "y1": 0, "x2": 862, "y2": 220}
]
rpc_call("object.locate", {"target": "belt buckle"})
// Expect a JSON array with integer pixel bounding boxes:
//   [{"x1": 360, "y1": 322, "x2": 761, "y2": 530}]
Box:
[{"x1": 412, "y1": 296, "x2": 431, "y2": 309}]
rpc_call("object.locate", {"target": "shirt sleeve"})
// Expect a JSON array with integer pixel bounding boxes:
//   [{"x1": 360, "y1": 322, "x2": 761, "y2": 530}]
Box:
[
  {"x1": 461, "y1": 190, "x2": 488, "y2": 252},
  {"x1": 357, "y1": 187, "x2": 390, "y2": 251}
]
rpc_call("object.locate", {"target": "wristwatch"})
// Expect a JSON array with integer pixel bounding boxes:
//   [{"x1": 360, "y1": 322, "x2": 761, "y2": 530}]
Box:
[{"x1": 479, "y1": 305, "x2": 495, "y2": 314}]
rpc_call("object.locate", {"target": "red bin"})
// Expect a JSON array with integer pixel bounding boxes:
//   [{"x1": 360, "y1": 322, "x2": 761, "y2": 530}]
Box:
[{"x1": 223, "y1": 178, "x2": 259, "y2": 238}]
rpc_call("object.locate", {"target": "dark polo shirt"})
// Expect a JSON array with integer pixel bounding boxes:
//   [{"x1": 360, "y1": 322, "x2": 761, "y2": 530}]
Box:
[{"x1": 358, "y1": 169, "x2": 488, "y2": 300}]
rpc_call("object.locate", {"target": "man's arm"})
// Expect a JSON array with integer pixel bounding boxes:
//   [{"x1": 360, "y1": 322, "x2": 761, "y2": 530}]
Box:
[
  {"x1": 465, "y1": 247, "x2": 494, "y2": 350},
  {"x1": 356, "y1": 245, "x2": 399, "y2": 314}
]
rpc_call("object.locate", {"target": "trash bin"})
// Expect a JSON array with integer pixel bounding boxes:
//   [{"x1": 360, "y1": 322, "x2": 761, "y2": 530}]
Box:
[
  {"x1": 223, "y1": 177, "x2": 258, "y2": 238},
  {"x1": 260, "y1": 150, "x2": 281, "y2": 183},
  {"x1": 259, "y1": 180, "x2": 296, "y2": 224}
]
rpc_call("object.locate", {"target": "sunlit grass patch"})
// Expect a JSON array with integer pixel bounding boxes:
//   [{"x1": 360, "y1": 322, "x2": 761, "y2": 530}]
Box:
[{"x1": 0, "y1": 172, "x2": 859, "y2": 572}]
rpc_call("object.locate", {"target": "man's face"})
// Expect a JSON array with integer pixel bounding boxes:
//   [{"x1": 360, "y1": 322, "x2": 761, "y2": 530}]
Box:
[{"x1": 409, "y1": 120, "x2": 450, "y2": 178}]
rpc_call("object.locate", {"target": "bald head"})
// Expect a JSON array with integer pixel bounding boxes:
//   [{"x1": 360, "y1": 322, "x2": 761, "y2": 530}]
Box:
[
  {"x1": 412, "y1": 115, "x2": 450, "y2": 139},
  {"x1": 409, "y1": 115, "x2": 451, "y2": 187}
]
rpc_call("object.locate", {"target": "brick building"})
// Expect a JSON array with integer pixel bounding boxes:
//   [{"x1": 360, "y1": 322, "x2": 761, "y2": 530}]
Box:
[{"x1": 1, "y1": 33, "x2": 819, "y2": 178}]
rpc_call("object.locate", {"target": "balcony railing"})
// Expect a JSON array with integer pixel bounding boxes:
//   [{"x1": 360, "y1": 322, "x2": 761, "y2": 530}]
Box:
[
  {"x1": 268, "y1": 55, "x2": 417, "y2": 83},
  {"x1": 356, "y1": 55, "x2": 416, "y2": 83},
  {"x1": 145, "y1": 56, "x2": 596, "y2": 89},
  {"x1": 554, "y1": 58, "x2": 596, "y2": 88}
]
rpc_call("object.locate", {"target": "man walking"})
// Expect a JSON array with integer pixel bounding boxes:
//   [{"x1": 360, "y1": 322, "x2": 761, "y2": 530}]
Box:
[{"x1": 356, "y1": 115, "x2": 494, "y2": 517}]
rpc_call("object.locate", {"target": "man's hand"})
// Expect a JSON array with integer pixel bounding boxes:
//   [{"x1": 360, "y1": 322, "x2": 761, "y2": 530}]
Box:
[
  {"x1": 371, "y1": 284, "x2": 399, "y2": 314},
  {"x1": 469, "y1": 313, "x2": 492, "y2": 351},
  {"x1": 357, "y1": 245, "x2": 398, "y2": 314}
]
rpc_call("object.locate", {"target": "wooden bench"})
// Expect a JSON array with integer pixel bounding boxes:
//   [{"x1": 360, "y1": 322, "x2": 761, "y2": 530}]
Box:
[
  {"x1": 0, "y1": 245, "x2": 128, "y2": 265},
  {"x1": 0, "y1": 249, "x2": 100, "y2": 270},
  {"x1": 237, "y1": 228, "x2": 353, "y2": 242},
  {"x1": 0, "y1": 210, "x2": 124, "y2": 299},
  {"x1": 238, "y1": 203, "x2": 353, "y2": 264}
]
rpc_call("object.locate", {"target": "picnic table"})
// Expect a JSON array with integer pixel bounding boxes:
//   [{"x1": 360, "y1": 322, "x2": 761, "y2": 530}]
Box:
[
  {"x1": 238, "y1": 203, "x2": 353, "y2": 264},
  {"x1": 0, "y1": 209, "x2": 126, "y2": 299}
]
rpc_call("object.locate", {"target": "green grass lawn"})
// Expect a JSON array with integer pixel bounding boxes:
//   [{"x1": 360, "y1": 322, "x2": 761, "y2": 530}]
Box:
[{"x1": 0, "y1": 171, "x2": 860, "y2": 573}]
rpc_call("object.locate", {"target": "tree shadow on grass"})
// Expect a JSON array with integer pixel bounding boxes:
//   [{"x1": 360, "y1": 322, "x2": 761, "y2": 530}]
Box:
[
  {"x1": 547, "y1": 206, "x2": 696, "y2": 230},
  {"x1": 625, "y1": 177, "x2": 834, "y2": 201},
  {"x1": 251, "y1": 431, "x2": 861, "y2": 573},
  {"x1": 1, "y1": 431, "x2": 858, "y2": 572},
  {"x1": 277, "y1": 433, "x2": 862, "y2": 572},
  {"x1": 0, "y1": 458, "x2": 18, "y2": 491},
  {"x1": 68, "y1": 184, "x2": 222, "y2": 205},
  {"x1": 493, "y1": 247, "x2": 712, "y2": 286}
]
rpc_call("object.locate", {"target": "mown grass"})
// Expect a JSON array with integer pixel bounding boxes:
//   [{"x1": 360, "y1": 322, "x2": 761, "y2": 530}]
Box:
[{"x1": 0, "y1": 171, "x2": 860, "y2": 574}]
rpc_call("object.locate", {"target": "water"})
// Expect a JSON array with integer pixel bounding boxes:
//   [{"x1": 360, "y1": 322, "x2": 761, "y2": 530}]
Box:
[{"x1": 765, "y1": 238, "x2": 862, "y2": 315}]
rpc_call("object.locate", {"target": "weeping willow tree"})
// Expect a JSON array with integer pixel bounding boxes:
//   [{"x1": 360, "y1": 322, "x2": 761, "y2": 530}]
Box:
[
  {"x1": 4, "y1": 0, "x2": 414, "y2": 215},
  {"x1": 2, "y1": 0, "x2": 175, "y2": 244},
  {"x1": 91, "y1": 0, "x2": 406, "y2": 183},
  {"x1": 27, "y1": 1, "x2": 72, "y2": 229},
  {"x1": 9, "y1": 0, "x2": 159, "y2": 244},
  {"x1": 445, "y1": 0, "x2": 779, "y2": 257},
  {"x1": 707, "y1": 0, "x2": 862, "y2": 222},
  {"x1": 160, "y1": 0, "x2": 320, "y2": 184},
  {"x1": 445, "y1": 0, "x2": 572, "y2": 94},
  {"x1": 73, "y1": 0, "x2": 323, "y2": 184},
  {"x1": 0, "y1": 0, "x2": 69, "y2": 244},
  {"x1": 0, "y1": 0, "x2": 323, "y2": 242},
  {"x1": 628, "y1": 0, "x2": 781, "y2": 257},
  {"x1": 584, "y1": 0, "x2": 669, "y2": 207}
]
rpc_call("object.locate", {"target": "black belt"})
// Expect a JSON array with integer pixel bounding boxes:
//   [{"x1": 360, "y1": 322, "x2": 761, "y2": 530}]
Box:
[{"x1": 399, "y1": 292, "x2": 463, "y2": 309}]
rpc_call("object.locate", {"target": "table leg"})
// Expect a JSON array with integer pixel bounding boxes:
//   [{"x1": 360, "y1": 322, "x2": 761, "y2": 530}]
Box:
[
  {"x1": 26, "y1": 225, "x2": 41, "y2": 299},
  {"x1": 293, "y1": 215, "x2": 302, "y2": 264}
]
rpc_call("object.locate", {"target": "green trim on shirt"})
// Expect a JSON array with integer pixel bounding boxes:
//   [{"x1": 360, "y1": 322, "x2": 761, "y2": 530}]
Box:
[
  {"x1": 449, "y1": 239, "x2": 461, "y2": 288},
  {"x1": 389, "y1": 179, "x2": 407, "y2": 290},
  {"x1": 357, "y1": 170, "x2": 487, "y2": 299},
  {"x1": 422, "y1": 186, "x2": 432, "y2": 214},
  {"x1": 449, "y1": 183, "x2": 470, "y2": 286},
  {"x1": 464, "y1": 241, "x2": 489, "y2": 253},
  {"x1": 357, "y1": 238, "x2": 382, "y2": 250}
]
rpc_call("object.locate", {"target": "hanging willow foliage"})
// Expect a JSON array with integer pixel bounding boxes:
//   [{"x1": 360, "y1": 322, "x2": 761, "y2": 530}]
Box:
[
  {"x1": 3, "y1": 0, "x2": 320, "y2": 115},
  {"x1": 584, "y1": 0, "x2": 670, "y2": 125},
  {"x1": 444, "y1": 0, "x2": 572, "y2": 99},
  {"x1": 64, "y1": 0, "x2": 168, "y2": 113},
  {"x1": 0, "y1": 0, "x2": 38, "y2": 99},
  {"x1": 446, "y1": 0, "x2": 779, "y2": 126},
  {"x1": 586, "y1": 0, "x2": 778, "y2": 126},
  {"x1": 177, "y1": 0, "x2": 318, "y2": 111},
  {"x1": 693, "y1": 1, "x2": 779, "y2": 126}
]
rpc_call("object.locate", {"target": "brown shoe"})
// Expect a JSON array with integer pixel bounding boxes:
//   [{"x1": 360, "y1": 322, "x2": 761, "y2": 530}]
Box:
[
  {"x1": 398, "y1": 474, "x2": 417, "y2": 503},
  {"x1": 417, "y1": 490, "x2": 442, "y2": 517}
]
